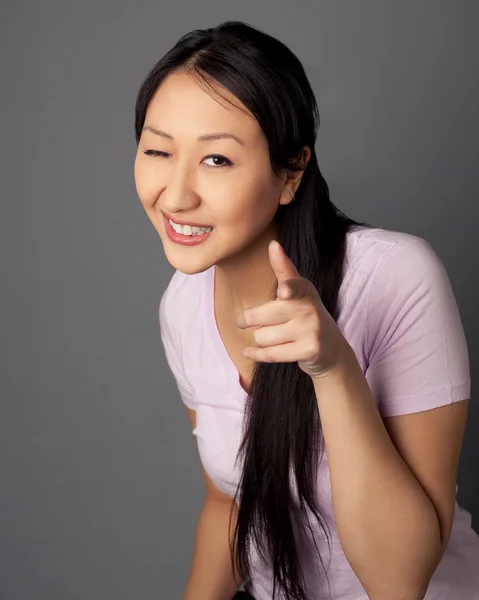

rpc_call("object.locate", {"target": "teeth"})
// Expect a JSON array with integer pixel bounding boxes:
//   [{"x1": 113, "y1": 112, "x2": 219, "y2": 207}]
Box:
[{"x1": 169, "y1": 218, "x2": 212, "y2": 236}]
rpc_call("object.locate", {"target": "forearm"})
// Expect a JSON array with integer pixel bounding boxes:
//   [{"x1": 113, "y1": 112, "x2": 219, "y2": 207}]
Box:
[
  {"x1": 182, "y1": 499, "x2": 243, "y2": 600},
  {"x1": 312, "y1": 351, "x2": 441, "y2": 600}
]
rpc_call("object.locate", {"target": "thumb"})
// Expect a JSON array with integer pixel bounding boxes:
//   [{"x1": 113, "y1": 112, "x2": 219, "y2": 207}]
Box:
[{"x1": 277, "y1": 281, "x2": 292, "y2": 299}]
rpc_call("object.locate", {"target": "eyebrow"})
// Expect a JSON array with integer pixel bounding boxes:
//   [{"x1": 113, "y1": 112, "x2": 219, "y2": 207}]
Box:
[{"x1": 142, "y1": 125, "x2": 245, "y2": 146}]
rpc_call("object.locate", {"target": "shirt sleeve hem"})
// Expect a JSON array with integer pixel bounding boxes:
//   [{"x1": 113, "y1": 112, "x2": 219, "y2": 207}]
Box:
[
  {"x1": 180, "y1": 395, "x2": 197, "y2": 411},
  {"x1": 378, "y1": 381, "x2": 471, "y2": 417}
]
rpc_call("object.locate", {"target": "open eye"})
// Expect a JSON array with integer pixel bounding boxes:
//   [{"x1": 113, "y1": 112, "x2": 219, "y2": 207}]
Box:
[{"x1": 202, "y1": 155, "x2": 233, "y2": 168}]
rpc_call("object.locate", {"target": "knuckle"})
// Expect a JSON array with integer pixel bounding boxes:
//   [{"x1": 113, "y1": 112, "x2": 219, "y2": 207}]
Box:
[
  {"x1": 304, "y1": 343, "x2": 319, "y2": 360},
  {"x1": 265, "y1": 348, "x2": 275, "y2": 362}
]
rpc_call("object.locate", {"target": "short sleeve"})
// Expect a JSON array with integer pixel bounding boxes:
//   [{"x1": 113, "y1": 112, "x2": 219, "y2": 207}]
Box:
[
  {"x1": 159, "y1": 290, "x2": 196, "y2": 410},
  {"x1": 364, "y1": 237, "x2": 471, "y2": 417}
]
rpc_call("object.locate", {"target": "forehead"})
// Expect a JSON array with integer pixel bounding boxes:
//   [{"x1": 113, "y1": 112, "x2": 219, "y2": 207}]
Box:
[{"x1": 144, "y1": 71, "x2": 263, "y2": 144}]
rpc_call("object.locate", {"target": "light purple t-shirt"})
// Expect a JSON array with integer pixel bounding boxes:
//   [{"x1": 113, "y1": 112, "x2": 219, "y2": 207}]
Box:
[{"x1": 159, "y1": 226, "x2": 479, "y2": 600}]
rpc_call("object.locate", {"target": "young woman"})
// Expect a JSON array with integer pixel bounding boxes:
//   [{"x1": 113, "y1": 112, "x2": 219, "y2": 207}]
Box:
[{"x1": 133, "y1": 20, "x2": 479, "y2": 600}]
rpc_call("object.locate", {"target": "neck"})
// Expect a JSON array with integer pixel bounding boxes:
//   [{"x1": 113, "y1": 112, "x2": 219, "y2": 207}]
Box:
[{"x1": 214, "y1": 220, "x2": 279, "y2": 313}]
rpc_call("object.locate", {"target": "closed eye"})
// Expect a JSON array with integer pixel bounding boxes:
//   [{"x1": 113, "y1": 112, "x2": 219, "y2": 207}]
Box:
[{"x1": 142, "y1": 150, "x2": 233, "y2": 168}]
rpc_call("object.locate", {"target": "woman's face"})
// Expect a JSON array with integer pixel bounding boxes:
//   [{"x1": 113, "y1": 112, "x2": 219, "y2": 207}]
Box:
[{"x1": 134, "y1": 70, "x2": 294, "y2": 275}]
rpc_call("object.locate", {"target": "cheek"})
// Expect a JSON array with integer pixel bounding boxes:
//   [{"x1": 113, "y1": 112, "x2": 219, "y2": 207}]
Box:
[
  {"x1": 211, "y1": 189, "x2": 278, "y2": 247},
  {"x1": 216, "y1": 172, "x2": 278, "y2": 221},
  {"x1": 134, "y1": 159, "x2": 159, "y2": 208},
  {"x1": 234, "y1": 181, "x2": 279, "y2": 226}
]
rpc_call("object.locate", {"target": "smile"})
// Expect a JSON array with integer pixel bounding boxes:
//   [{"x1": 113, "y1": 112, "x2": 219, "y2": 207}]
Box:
[
  {"x1": 168, "y1": 218, "x2": 213, "y2": 234},
  {"x1": 163, "y1": 214, "x2": 213, "y2": 246}
]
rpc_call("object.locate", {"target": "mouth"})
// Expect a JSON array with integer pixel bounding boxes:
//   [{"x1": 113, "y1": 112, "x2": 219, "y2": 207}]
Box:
[
  {"x1": 163, "y1": 212, "x2": 213, "y2": 230},
  {"x1": 166, "y1": 216, "x2": 213, "y2": 235},
  {"x1": 163, "y1": 213, "x2": 213, "y2": 245}
]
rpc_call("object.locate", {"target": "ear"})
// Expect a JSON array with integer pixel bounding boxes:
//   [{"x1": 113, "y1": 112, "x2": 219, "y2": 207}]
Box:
[{"x1": 278, "y1": 145, "x2": 312, "y2": 206}]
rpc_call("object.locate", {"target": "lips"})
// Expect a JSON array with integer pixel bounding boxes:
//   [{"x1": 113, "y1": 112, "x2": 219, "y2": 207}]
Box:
[
  {"x1": 163, "y1": 212, "x2": 212, "y2": 228},
  {"x1": 163, "y1": 213, "x2": 213, "y2": 246}
]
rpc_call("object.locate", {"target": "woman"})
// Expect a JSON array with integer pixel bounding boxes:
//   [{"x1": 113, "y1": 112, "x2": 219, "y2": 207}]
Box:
[{"x1": 133, "y1": 20, "x2": 479, "y2": 600}]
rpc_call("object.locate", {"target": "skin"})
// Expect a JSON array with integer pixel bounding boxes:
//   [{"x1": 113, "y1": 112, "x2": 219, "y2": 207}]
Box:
[{"x1": 134, "y1": 70, "x2": 310, "y2": 331}]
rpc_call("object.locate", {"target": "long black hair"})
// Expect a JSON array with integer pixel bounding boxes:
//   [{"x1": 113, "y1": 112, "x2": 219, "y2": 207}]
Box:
[{"x1": 135, "y1": 21, "x2": 373, "y2": 600}]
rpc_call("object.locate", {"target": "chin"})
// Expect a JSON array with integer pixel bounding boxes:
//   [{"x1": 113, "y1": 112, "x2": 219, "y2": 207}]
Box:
[
  {"x1": 175, "y1": 265, "x2": 213, "y2": 275},
  {"x1": 164, "y1": 254, "x2": 214, "y2": 276}
]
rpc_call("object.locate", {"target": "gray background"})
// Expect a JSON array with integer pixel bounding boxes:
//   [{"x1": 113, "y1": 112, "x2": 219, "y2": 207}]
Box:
[{"x1": 1, "y1": 1, "x2": 478, "y2": 598}]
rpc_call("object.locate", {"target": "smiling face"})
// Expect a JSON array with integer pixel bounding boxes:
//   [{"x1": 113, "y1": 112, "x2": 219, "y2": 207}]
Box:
[{"x1": 134, "y1": 70, "x2": 295, "y2": 276}]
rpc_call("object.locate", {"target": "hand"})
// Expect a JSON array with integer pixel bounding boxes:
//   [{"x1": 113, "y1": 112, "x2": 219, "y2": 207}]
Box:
[{"x1": 235, "y1": 240, "x2": 356, "y2": 380}]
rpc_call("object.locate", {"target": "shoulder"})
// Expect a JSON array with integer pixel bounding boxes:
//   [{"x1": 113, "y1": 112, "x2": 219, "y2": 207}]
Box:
[
  {"x1": 364, "y1": 229, "x2": 453, "y2": 319},
  {"x1": 159, "y1": 267, "x2": 212, "y2": 329},
  {"x1": 158, "y1": 268, "x2": 212, "y2": 411},
  {"x1": 341, "y1": 226, "x2": 468, "y2": 376},
  {"x1": 344, "y1": 226, "x2": 450, "y2": 310},
  {"x1": 354, "y1": 229, "x2": 470, "y2": 416},
  {"x1": 346, "y1": 225, "x2": 437, "y2": 268}
]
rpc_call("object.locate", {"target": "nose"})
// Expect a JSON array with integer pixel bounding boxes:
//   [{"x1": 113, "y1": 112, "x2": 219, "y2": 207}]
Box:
[
  {"x1": 160, "y1": 162, "x2": 199, "y2": 213},
  {"x1": 161, "y1": 192, "x2": 198, "y2": 218}
]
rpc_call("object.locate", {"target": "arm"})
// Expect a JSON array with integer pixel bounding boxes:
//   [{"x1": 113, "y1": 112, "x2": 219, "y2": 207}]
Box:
[
  {"x1": 182, "y1": 407, "x2": 244, "y2": 600},
  {"x1": 312, "y1": 351, "x2": 468, "y2": 600}
]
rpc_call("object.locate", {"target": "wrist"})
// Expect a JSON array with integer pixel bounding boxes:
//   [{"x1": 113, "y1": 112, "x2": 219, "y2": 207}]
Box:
[{"x1": 310, "y1": 343, "x2": 359, "y2": 383}]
